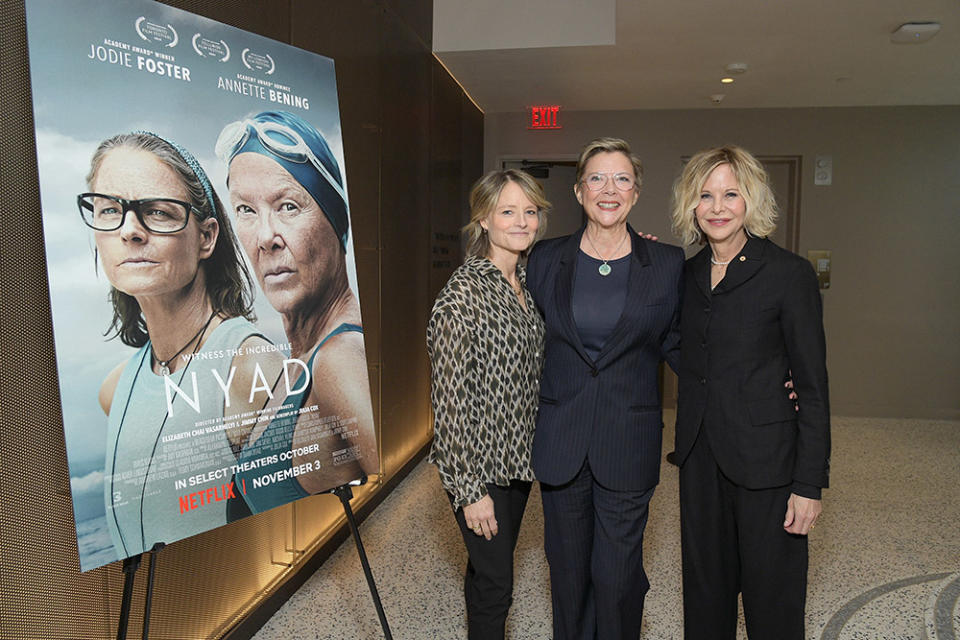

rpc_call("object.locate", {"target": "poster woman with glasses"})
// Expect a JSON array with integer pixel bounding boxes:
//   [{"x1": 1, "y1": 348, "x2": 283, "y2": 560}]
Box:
[
  {"x1": 82, "y1": 131, "x2": 285, "y2": 560},
  {"x1": 217, "y1": 111, "x2": 378, "y2": 514}
]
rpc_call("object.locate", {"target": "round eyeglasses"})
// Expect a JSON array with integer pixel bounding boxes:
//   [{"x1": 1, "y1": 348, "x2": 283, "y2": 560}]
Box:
[
  {"x1": 581, "y1": 172, "x2": 636, "y2": 192},
  {"x1": 78, "y1": 193, "x2": 201, "y2": 233}
]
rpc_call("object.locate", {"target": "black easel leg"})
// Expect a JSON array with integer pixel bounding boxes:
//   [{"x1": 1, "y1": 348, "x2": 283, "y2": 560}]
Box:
[
  {"x1": 142, "y1": 543, "x2": 165, "y2": 640},
  {"x1": 116, "y1": 554, "x2": 142, "y2": 640},
  {"x1": 333, "y1": 485, "x2": 393, "y2": 640}
]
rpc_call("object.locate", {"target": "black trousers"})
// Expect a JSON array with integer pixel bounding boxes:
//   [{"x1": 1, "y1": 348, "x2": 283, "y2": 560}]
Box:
[
  {"x1": 540, "y1": 460, "x2": 655, "y2": 640},
  {"x1": 679, "y1": 430, "x2": 808, "y2": 640},
  {"x1": 450, "y1": 479, "x2": 532, "y2": 640}
]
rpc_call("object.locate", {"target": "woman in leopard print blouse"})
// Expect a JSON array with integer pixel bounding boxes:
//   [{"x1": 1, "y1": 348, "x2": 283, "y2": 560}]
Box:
[{"x1": 427, "y1": 169, "x2": 550, "y2": 639}]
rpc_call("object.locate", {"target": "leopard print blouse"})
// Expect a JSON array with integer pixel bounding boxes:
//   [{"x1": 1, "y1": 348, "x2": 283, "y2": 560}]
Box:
[{"x1": 427, "y1": 255, "x2": 545, "y2": 508}]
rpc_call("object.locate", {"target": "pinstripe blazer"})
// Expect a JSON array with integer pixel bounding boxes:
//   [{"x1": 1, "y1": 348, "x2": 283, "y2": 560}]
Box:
[{"x1": 526, "y1": 226, "x2": 683, "y2": 491}]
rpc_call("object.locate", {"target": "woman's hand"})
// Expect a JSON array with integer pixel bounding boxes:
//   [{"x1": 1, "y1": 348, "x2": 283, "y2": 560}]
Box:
[
  {"x1": 463, "y1": 495, "x2": 498, "y2": 540},
  {"x1": 783, "y1": 493, "x2": 821, "y2": 535},
  {"x1": 784, "y1": 376, "x2": 799, "y2": 411}
]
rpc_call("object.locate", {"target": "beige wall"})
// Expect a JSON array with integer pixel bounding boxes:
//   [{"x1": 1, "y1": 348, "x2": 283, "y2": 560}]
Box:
[{"x1": 486, "y1": 106, "x2": 960, "y2": 419}]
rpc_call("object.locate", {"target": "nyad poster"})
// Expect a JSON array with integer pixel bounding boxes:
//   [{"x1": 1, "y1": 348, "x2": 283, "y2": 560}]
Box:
[{"x1": 26, "y1": 0, "x2": 378, "y2": 571}]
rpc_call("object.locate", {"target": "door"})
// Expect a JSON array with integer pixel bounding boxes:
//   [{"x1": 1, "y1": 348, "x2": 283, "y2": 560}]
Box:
[
  {"x1": 759, "y1": 156, "x2": 801, "y2": 253},
  {"x1": 502, "y1": 160, "x2": 580, "y2": 239}
]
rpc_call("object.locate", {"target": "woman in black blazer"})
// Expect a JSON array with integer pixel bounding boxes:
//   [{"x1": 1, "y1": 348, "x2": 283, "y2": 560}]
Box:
[
  {"x1": 526, "y1": 137, "x2": 683, "y2": 640},
  {"x1": 670, "y1": 145, "x2": 830, "y2": 640}
]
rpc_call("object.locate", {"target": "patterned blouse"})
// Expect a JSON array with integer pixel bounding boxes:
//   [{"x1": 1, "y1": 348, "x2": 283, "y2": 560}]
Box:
[{"x1": 427, "y1": 255, "x2": 545, "y2": 509}]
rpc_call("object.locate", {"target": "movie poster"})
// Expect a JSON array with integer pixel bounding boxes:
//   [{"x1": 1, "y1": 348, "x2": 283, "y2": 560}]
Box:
[{"x1": 25, "y1": 0, "x2": 378, "y2": 572}]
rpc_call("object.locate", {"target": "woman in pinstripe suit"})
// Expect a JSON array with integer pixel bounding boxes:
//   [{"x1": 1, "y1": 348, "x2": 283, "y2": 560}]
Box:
[{"x1": 526, "y1": 137, "x2": 684, "y2": 640}]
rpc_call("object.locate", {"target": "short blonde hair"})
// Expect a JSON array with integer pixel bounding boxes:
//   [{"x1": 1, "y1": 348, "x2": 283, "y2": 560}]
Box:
[
  {"x1": 463, "y1": 169, "x2": 551, "y2": 258},
  {"x1": 574, "y1": 137, "x2": 643, "y2": 190},
  {"x1": 670, "y1": 145, "x2": 778, "y2": 246}
]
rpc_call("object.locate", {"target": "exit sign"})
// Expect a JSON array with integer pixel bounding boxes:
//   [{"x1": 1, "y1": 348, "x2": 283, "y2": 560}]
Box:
[{"x1": 529, "y1": 105, "x2": 561, "y2": 130}]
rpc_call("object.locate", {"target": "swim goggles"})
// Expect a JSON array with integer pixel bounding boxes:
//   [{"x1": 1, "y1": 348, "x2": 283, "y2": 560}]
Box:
[{"x1": 215, "y1": 118, "x2": 347, "y2": 204}]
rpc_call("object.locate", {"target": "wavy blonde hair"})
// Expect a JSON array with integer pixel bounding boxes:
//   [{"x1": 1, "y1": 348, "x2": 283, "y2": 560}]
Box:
[
  {"x1": 574, "y1": 137, "x2": 643, "y2": 189},
  {"x1": 463, "y1": 169, "x2": 551, "y2": 258},
  {"x1": 671, "y1": 145, "x2": 778, "y2": 246}
]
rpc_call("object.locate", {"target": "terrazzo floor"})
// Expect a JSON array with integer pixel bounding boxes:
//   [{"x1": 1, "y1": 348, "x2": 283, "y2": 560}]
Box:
[{"x1": 252, "y1": 414, "x2": 960, "y2": 639}]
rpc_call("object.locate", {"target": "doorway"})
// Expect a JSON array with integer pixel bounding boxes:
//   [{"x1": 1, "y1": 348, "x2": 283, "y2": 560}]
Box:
[
  {"x1": 758, "y1": 156, "x2": 802, "y2": 254},
  {"x1": 502, "y1": 159, "x2": 580, "y2": 239}
]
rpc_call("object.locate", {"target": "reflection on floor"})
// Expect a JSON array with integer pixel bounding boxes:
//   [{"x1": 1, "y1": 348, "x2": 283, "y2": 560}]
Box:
[{"x1": 252, "y1": 414, "x2": 960, "y2": 639}]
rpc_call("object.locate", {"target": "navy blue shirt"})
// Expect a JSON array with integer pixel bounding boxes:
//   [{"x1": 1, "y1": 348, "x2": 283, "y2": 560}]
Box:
[{"x1": 573, "y1": 250, "x2": 631, "y2": 361}]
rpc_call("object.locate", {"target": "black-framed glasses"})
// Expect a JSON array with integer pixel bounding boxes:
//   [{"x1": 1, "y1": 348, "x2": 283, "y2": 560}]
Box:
[
  {"x1": 581, "y1": 172, "x2": 636, "y2": 192},
  {"x1": 78, "y1": 193, "x2": 201, "y2": 233}
]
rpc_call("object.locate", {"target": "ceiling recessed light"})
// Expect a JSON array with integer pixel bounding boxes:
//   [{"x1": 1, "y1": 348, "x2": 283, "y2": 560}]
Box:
[
  {"x1": 721, "y1": 77, "x2": 735, "y2": 84},
  {"x1": 890, "y1": 22, "x2": 941, "y2": 44},
  {"x1": 724, "y1": 62, "x2": 748, "y2": 74}
]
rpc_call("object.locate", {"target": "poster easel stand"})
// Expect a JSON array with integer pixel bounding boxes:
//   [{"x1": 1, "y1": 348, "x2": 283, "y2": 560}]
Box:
[
  {"x1": 328, "y1": 478, "x2": 394, "y2": 640},
  {"x1": 115, "y1": 542, "x2": 165, "y2": 640},
  {"x1": 116, "y1": 554, "x2": 140, "y2": 640},
  {"x1": 111, "y1": 481, "x2": 392, "y2": 639}
]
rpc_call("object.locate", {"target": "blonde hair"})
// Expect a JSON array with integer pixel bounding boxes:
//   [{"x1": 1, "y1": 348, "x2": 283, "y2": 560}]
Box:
[
  {"x1": 670, "y1": 145, "x2": 778, "y2": 246},
  {"x1": 463, "y1": 169, "x2": 551, "y2": 258},
  {"x1": 574, "y1": 137, "x2": 643, "y2": 190}
]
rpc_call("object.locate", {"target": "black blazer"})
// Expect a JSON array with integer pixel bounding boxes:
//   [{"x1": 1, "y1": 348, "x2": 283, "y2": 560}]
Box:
[
  {"x1": 674, "y1": 237, "x2": 830, "y2": 491},
  {"x1": 526, "y1": 226, "x2": 683, "y2": 491}
]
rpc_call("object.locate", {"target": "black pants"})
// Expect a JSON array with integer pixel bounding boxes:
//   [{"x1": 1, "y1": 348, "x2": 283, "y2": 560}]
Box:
[
  {"x1": 450, "y1": 479, "x2": 532, "y2": 640},
  {"x1": 679, "y1": 431, "x2": 808, "y2": 640},
  {"x1": 540, "y1": 460, "x2": 655, "y2": 640}
]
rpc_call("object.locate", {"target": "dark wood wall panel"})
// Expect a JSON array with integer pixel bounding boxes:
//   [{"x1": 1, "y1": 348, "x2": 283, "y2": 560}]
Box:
[
  {"x1": 0, "y1": 0, "x2": 478, "y2": 638},
  {"x1": 429, "y1": 60, "x2": 467, "y2": 300},
  {"x1": 377, "y1": 10, "x2": 435, "y2": 478},
  {"x1": 460, "y1": 94, "x2": 485, "y2": 223},
  {"x1": 385, "y1": 0, "x2": 432, "y2": 51},
  {"x1": 165, "y1": 0, "x2": 293, "y2": 40}
]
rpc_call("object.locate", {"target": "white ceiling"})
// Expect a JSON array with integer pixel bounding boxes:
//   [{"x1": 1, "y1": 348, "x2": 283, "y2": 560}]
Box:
[{"x1": 433, "y1": 0, "x2": 960, "y2": 112}]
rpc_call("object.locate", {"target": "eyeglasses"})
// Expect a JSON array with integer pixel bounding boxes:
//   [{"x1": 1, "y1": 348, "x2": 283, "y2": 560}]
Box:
[
  {"x1": 216, "y1": 118, "x2": 347, "y2": 203},
  {"x1": 77, "y1": 193, "x2": 200, "y2": 233},
  {"x1": 581, "y1": 172, "x2": 636, "y2": 192}
]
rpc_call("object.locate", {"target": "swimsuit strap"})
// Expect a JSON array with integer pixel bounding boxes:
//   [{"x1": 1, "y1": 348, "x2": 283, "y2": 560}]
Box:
[
  {"x1": 233, "y1": 322, "x2": 364, "y2": 514},
  {"x1": 287, "y1": 322, "x2": 364, "y2": 410},
  {"x1": 317, "y1": 322, "x2": 363, "y2": 349}
]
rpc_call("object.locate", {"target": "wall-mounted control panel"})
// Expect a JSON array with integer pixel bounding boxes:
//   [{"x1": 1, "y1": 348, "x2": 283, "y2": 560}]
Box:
[
  {"x1": 807, "y1": 250, "x2": 831, "y2": 289},
  {"x1": 814, "y1": 155, "x2": 832, "y2": 186}
]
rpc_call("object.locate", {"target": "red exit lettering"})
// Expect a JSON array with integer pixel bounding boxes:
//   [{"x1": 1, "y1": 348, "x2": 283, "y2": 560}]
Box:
[{"x1": 529, "y1": 105, "x2": 561, "y2": 130}]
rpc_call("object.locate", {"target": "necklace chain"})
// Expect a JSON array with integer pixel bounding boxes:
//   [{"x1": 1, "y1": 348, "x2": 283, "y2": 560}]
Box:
[
  {"x1": 151, "y1": 310, "x2": 217, "y2": 375},
  {"x1": 710, "y1": 255, "x2": 733, "y2": 266},
  {"x1": 111, "y1": 310, "x2": 217, "y2": 555},
  {"x1": 586, "y1": 230, "x2": 629, "y2": 276}
]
